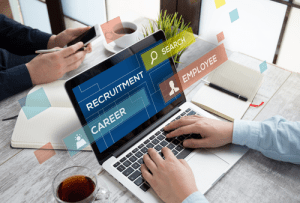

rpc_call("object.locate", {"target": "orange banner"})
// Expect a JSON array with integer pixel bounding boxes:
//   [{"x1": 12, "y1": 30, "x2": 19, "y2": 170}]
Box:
[{"x1": 159, "y1": 43, "x2": 228, "y2": 103}]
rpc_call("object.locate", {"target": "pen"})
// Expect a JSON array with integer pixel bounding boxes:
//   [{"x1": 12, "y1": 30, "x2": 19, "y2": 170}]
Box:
[
  {"x1": 35, "y1": 47, "x2": 86, "y2": 54},
  {"x1": 2, "y1": 115, "x2": 18, "y2": 121},
  {"x1": 202, "y1": 79, "x2": 248, "y2": 102}
]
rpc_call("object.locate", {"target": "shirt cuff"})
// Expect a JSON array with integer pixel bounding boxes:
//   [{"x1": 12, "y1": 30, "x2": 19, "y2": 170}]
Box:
[
  {"x1": 232, "y1": 119, "x2": 261, "y2": 150},
  {"x1": 33, "y1": 29, "x2": 52, "y2": 50},
  {"x1": 182, "y1": 191, "x2": 209, "y2": 203}
]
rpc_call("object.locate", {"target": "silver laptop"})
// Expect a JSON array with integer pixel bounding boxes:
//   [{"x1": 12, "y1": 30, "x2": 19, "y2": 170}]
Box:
[{"x1": 65, "y1": 30, "x2": 248, "y2": 203}]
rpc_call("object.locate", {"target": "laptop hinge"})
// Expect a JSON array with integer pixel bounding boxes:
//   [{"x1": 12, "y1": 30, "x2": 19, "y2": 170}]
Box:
[{"x1": 113, "y1": 107, "x2": 181, "y2": 158}]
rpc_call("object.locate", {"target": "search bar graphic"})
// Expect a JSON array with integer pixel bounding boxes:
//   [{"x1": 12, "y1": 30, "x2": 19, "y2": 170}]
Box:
[{"x1": 141, "y1": 27, "x2": 195, "y2": 71}]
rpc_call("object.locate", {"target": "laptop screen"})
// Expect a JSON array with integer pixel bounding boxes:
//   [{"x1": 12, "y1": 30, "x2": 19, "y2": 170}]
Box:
[{"x1": 66, "y1": 31, "x2": 185, "y2": 164}]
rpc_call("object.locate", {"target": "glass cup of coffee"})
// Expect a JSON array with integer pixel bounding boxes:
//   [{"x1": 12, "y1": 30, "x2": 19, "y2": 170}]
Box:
[
  {"x1": 113, "y1": 21, "x2": 139, "y2": 48},
  {"x1": 50, "y1": 166, "x2": 110, "y2": 203}
]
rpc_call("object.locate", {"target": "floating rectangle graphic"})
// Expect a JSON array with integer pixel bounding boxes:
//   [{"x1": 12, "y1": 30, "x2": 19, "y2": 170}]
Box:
[
  {"x1": 101, "y1": 16, "x2": 124, "y2": 44},
  {"x1": 34, "y1": 142, "x2": 56, "y2": 164},
  {"x1": 19, "y1": 87, "x2": 51, "y2": 120},
  {"x1": 87, "y1": 88, "x2": 150, "y2": 142},
  {"x1": 63, "y1": 88, "x2": 150, "y2": 157},
  {"x1": 159, "y1": 43, "x2": 228, "y2": 103}
]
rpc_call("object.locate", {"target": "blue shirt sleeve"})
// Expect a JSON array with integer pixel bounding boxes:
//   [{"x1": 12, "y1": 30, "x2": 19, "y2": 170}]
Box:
[
  {"x1": 233, "y1": 116, "x2": 300, "y2": 164},
  {"x1": 182, "y1": 191, "x2": 209, "y2": 203}
]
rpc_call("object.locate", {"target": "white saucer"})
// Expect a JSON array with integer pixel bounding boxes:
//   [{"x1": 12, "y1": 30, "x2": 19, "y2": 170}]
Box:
[{"x1": 103, "y1": 32, "x2": 144, "y2": 54}]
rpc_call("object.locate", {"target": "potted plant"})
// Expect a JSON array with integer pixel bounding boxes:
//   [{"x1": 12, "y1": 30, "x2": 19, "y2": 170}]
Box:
[{"x1": 142, "y1": 10, "x2": 191, "y2": 66}]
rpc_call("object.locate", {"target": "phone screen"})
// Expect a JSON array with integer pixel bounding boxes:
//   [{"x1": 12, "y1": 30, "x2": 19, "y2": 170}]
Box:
[{"x1": 67, "y1": 27, "x2": 96, "y2": 47}]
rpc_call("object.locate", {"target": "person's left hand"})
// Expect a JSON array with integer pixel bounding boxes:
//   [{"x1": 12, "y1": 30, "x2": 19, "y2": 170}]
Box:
[
  {"x1": 141, "y1": 147, "x2": 198, "y2": 203},
  {"x1": 47, "y1": 27, "x2": 92, "y2": 53}
]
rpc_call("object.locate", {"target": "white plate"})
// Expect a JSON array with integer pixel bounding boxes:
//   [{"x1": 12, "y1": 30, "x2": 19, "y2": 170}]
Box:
[{"x1": 103, "y1": 32, "x2": 144, "y2": 54}]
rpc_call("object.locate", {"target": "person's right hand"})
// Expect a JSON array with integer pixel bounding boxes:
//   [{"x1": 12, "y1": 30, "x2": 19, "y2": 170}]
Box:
[
  {"x1": 164, "y1": 115, "x2": 233, "y2": 148},
  {"x1": 26, "y1": 42, "x2": 87, "y2": 85}
]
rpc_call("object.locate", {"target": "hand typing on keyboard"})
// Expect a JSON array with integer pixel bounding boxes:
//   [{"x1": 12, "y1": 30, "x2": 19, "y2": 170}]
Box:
[
  {"x1": 164, "y1": 115, "x2": 233, "y2": 148},
  {"x1": 141, "y1": 147, "x2": 198, "y2": 203}
]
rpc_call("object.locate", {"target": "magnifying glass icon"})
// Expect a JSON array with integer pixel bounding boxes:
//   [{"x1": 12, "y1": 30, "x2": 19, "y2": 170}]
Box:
[{"x1": 151, "y1": 51, "x2": 158, "y2": 65}]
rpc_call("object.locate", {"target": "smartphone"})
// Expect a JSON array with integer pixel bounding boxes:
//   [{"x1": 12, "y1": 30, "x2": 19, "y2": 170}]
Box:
[{"x1": 67, "y1": 24, "x2": 101, "y2": 47}]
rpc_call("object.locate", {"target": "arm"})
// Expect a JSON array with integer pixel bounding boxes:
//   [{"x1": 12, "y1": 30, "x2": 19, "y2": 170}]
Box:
[
  {"x1": 233, "y1": 116, "x2": 300, "y2": 164},
  {"x1": 165, "y1": 115, "x2": 300, "y2": 165},
  {"x1": 141, "y1": 147, "x2": 208, "y2": 203},
  {"x1": 0, "y1": 63, "x2": 33, "y2": 101},
  {"x1": 0, "y1": 14, "x2": 52, "y2": 55}
]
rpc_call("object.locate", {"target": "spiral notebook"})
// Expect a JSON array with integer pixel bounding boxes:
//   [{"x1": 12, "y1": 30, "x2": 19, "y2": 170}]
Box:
[
  {"x1": 192, "y1": 60, "x2": 264, "y2": 121},
  {"x1": 11, "y1": 80, "x2": 92, "y2": 151}
]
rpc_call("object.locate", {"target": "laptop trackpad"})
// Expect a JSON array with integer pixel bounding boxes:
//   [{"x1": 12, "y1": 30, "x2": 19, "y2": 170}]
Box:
[{"x1": 187, "y1": 149, "x2": 229, "y2": 194}]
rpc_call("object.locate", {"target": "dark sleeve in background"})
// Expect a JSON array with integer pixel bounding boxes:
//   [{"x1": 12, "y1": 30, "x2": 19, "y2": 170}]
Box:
[
  {"x1": 0, "y1": 63, "x2": 33, "y2": 101},
  {"x1": 0, "y1": 14, "x2": 52, "y2": 56}
]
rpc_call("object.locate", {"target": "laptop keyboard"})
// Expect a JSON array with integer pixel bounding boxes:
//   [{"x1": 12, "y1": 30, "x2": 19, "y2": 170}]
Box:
[{"x1": 113, "y1": 108, "x2": 202, "y2": 192}]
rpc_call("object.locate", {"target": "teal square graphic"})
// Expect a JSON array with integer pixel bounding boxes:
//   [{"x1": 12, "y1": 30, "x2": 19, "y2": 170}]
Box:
[
  {"x1": 260, "y1": 61, "x2": 268, "y2": 73},
  {"x1": 63, "y1": 127, "x2": 90, "y2": 157},
  {"x1": 229, "y1": 8, "x2": 239, "y2": 23},
  {"x1": 19, "y1": 88, "x2": 51, "y2": 120}
]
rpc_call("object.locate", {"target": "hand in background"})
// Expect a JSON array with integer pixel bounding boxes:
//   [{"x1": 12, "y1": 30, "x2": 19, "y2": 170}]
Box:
[
  {"x1": 26, "y1": 42, "x2": 87, "y2": 85},
  {"x1": 141, "y1": 148, "x2": 198, "y2": 203},
  {"x1": 47, "y1": 27, "x2": 92, "y2": 53},
  {"x1": 164, "y1": 115, "x2": 233, "y2": 148}
]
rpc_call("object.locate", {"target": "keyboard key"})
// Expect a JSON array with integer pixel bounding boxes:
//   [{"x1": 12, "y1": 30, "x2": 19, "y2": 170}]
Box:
[
  {"x1": 132, "y1": 162, "x2": 140, "y2": 169},
  {"x1": 160, "y1": 128, "x2": 164, "y2": 132},
  {"x1": 129, "y1": 156, "x2": 137, "y2": 162},
  {"x1": 138, "y1": 158, "x2": 144, "y2": 164},
  {"x1": 140, "y1": 183, "x2": 150, "y2": 192},
  {"x1": 157, "y1": 135, "x2": 164, "y2": 140},
  {"x1": 132, "y1": 148, "x2": 138, "y2": 153},
  {"x1": 135, "y1": 151, "x2": 143, "y2": 158},
  {"x1": 172, "y1": 139, "x2": 180, "y2": 145},
  {"x1": 191, "y1": 134, "x2": 202, "y2": 139},
  {"x1": 187, "y1": 111, "x2": 196, "y2": 116},
  {"x1": 176, "y1": 148, "x2": 193, "y2": 159},
  {"x1": 146, "y1": 143, "x2": 154, "y2": 149},
  {"x1": 181, "y1": 112, "x2": 186, "y2": 116},
  {"x1": 155, "y1": 132, "x2": 160, "y2": 136},
  {"x1": 160, "y1": 140, "x2": 168, "y2": 147},
  {"x1": 113, "y1": 162, "x2": 120, "y2": 168},
  {"x1": 144, "y1": 139, "x2": 150, "y2": 144},
  {"x1": 154, "y1": 144, "x2": 163, "y2": 151},
  {"x1": 138, "y1": 144, "x2": 143, "y2": 149},
  {"x1": 167, "y1": 143, "x2": 175, "y2": 150},
  {"x1": 152, "y1": 139, "x2": 159, "y2": 145},
  {"x1": 141, "y1": 147, "x2": 148, "y2": 153},
  {"x1": 185, "y1": 108, "x2": 191, "y2": 112},
  {"x1": 117, "y1": 165, "x2": 125, "y2": 172},
  {"x1": 120, "y1": 157, "x2": 126, "y2": 162},
  {"x1": 158, "y1": 152, "x2": 164, "y2": 159},
  {"x1": 134, "y1": 176, "x2": 144, "y2": 186},
  {"x1": 150, "y1": 135, "x2": 155, "y2": 140},
  {"x1": 122, "y1": 167, "x2": 134, "y2": 176},
  {"x1": 129, "y1": 170, "x2": 141, "y2": 181},
  {"x1": 172, "y1": 149, "x2": 178, "y2": 155},
  {"x1": 123, "y1": 160, "x2": 131, "y2": 167},
  {"x1": 176, "y1": 116, "x2": 180, "y2": 119},
  {"x1": 126, "y1": 153, "x2": 132, "y2": 158},
  {"x1": 165, "y1": 137, "x2": 174, "y2": 142},
  {"x1": 175, "y1": 145, "x2": 183, "y2": 152},
  {"x1": 177, "y1": 136, "x2": 185, "y2": 141}
]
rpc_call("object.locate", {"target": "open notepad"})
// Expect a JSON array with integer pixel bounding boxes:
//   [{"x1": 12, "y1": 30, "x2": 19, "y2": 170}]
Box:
[
  {"x1": 192, "y1": 60, "x2": 263, "y2": 121},
  {"x1": 11, "y1": 80, "x2": 92, "y2": 150}
]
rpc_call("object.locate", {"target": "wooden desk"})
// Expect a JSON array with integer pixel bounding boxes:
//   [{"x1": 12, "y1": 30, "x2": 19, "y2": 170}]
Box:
[{"x1": 0, "y1": 22, "x2": 299, "y2": 202}]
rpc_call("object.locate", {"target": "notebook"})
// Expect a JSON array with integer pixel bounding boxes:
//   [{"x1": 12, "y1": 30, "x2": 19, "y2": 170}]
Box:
[
  {"x1": 11, "y1": 80, "x2": 92, "y2": 151},
  {"x1": 192, "y1": 60, "x2": 263, "y2": 121}
]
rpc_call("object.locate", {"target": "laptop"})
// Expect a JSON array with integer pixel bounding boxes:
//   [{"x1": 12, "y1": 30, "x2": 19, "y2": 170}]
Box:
[{"x1": 65, "y1": 30, "x2": 248, "y2": 203}]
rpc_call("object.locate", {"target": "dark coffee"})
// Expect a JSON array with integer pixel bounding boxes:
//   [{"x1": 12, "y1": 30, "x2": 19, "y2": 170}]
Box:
[
  {"x1": 114, "y1": 27, "x2": 136, "y2": 34},
  {"x1": 57, "y1": 175, "x2": 95, "y2": 202}
]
